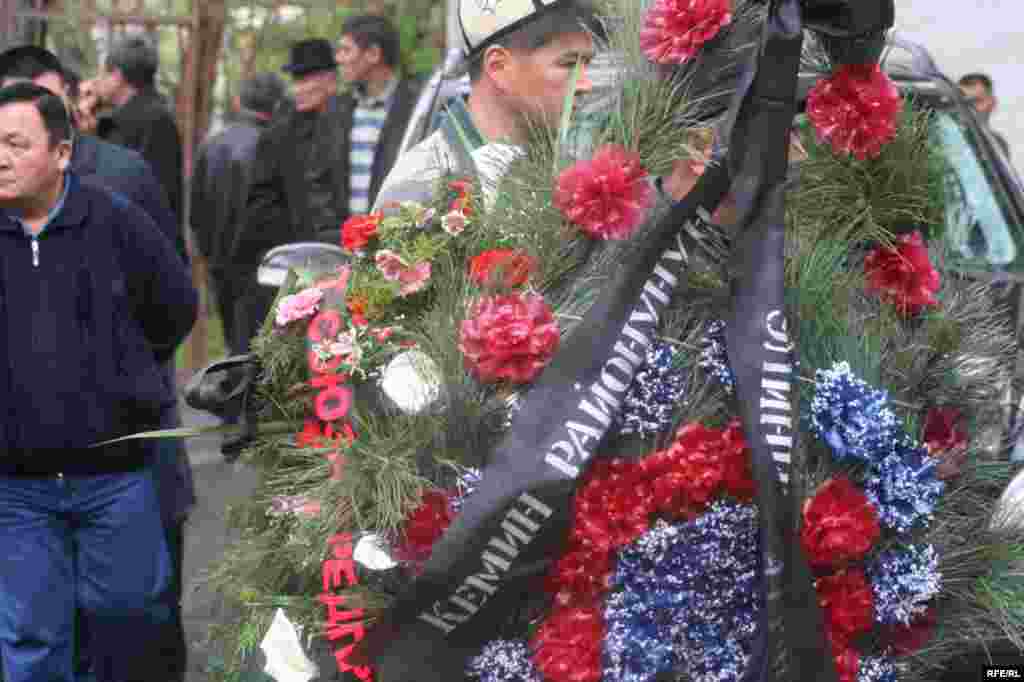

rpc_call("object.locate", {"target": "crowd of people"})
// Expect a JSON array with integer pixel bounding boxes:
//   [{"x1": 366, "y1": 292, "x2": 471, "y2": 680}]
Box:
[
  {"x1": 0, "y1": 0, "x2": 1014, "y2": 679},
  {"x1": 0, "y1": 12, "x2": 427, "y2": 681}
]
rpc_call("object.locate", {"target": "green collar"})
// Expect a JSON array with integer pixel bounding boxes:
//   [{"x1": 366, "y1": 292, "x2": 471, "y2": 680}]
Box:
[{"x1": 440, "y1": 97, "x2": 487, "y2": 180}]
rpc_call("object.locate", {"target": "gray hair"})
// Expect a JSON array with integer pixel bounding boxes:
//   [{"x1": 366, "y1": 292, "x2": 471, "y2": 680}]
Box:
[{"x1": 105, "y1": 36, "x2": 158, "y2": 89}]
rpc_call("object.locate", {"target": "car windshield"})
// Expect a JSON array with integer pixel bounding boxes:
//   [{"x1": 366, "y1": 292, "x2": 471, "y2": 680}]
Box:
[{"x1": 933, "y1": 108, "x2": 1021, "y2": 270}]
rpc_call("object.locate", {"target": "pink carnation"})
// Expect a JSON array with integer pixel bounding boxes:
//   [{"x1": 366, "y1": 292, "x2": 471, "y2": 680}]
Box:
[
  {"x1": 640, "y1": 0, "x2": 733, "y2": 65},
  {"x1": 275, "y1": 287, "x2": 324, "y2": 326},
  {"x1": 441, "y1": 209, "x2": 468, "y2": 235},
  {"x1": 399, "y1": 261, "x2": 432, "y2": 297},
  {"x1": 553, "y1": 144, "x2": 652, "y2": 240},
  {"x1": 375, "y1": 249, "x2": 408, "y2": 281}
]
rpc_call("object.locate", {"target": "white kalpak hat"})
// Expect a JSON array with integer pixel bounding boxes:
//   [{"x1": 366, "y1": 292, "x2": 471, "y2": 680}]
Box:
[{"x1": 458, "y1": 0, "x2": 572, "y2": 56}]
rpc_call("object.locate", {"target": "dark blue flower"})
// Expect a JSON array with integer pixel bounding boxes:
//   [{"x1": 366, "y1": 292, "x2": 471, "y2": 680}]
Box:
[
  {"x1": 810, "y1": 362, "x2": 898, "y2": 464},
  {"x1": 859, "y1": 656, "x2": 899, "y2": 682},
  {"x1": 604, "y1": 502, "x2": 760, "y2": 682},
  {"x1": 868, "y1": 544, "x2": 941, "y2": 626},
  {"x1": 865, "y1": 438, "x2": 944, "y2": 534},
  {"x1": 698, "y1": 320, "x2": 736, "y2": 394},
  {"x1": 618, "y1": 340, "x2": 689, "y2": 438}
]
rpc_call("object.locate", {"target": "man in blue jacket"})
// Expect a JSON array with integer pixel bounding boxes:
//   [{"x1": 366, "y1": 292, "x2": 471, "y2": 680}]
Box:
[
  {"x1": 0, "y1": 46, "x2": 197, "y2": 682},
  {"x1": 0, "y1": 81, "x2": 198, "y2": 682}
]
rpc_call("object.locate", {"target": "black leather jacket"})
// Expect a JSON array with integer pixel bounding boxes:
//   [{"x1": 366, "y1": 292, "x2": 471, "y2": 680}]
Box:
[
  {"x1": 189, "y1": 111, "x2": 272, "y2": 275},
  {"x1": 239, "y1": 78, "x2": 420, "y2": 267}
]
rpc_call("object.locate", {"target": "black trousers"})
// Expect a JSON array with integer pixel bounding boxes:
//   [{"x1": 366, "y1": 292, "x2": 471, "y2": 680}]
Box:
[
  {"x1": 232, "y1": 277, "x2": 276, "y2": 355},
  {"x1": 210, "y1": 271, "x2": 241, "y2": 356}
]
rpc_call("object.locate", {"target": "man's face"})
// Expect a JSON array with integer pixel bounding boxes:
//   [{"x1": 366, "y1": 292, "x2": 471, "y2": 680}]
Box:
[
  {"x1": 335, "y1": 35, "x2": 378, "y2": 84},
  {"x1": 960, "y1": 82, "x2": 995, "y2": 118},
  {"x1": 94, "y1": 66, "x2": 122, "y2": 103},
  {"x1": 501, "y1": 31, "x2": 595, "y2": 130},
  {"x1": 0, "y1": 101, "x2": 70, "y2": 206},
  {"x1": 292, "y1": 69, "x2": 336, "y2": 113}
]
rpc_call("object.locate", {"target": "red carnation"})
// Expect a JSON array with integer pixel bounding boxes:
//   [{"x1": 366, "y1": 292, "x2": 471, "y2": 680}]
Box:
[
  {"x1": 546, "y1": 545, "x2": 615, "y2": 606},
  {"x1": 832, "y1": 644, "x2": 861, "y2": 682},
  {"x1": 864, "y1": 230, "x2": 940, "y2": 315},
  {"x1": 640, "y1": 0, "x2": 733, "y2": 65},
  {"x1": 800, "y1": 477, "x2": 880, "y2": 569},
  {"x1": 923, "y1": 407, "x2": 969, "y2": 479},
  {"x1": 571, "y1": 458, "x2": 653, "y2": 552},
  {"x1": 881, "y1": 606, "x2": 937, "y2": 655},
  {"x1": 459, "y1": 293, "x2": 560, "y2": 384},
  {"x1": 720, "y1": 419, "x2": 756, "y2": 502},
  {"x1": 341, "y1": 213, "x2": 382, "y2": 252},
  {"x1": 667, "y1": 422, "x2": 726, "y2": 506},
  {"x1": 468, "y1": 249, "x2": 536, "y2": 288},
  {"x1": 553, "y1": 144, "x2": 652, "y2": 240},
  {"x1": 816, "y1": 569, "x2": 875, "y2": 647},
  {"x1": 531, "y1": 604, "x2": 605, "y2": 682},
  {"x1": 806, "y1": 63, "x2": 903, "y2": 160},
  {"x1": 396, "y1": 489, "x2": 454, "y2": 564}
]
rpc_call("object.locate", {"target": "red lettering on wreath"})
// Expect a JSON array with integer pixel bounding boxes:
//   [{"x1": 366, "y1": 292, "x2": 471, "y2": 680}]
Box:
[{"x1": 320, "y1": 533, "x2": 373, "y2": 680}]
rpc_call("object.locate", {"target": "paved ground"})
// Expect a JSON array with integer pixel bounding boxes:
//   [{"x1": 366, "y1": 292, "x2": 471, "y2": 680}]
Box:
[{"x1": 178, "y1": 402, "x2": 263, "y2": 682}]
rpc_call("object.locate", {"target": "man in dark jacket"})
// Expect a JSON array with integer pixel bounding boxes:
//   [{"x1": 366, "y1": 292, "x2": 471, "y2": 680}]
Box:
[
  {"x1": 96, "y1": 35, "x2": 186, "y2": 257},
  {"x1": 236, "y1": 30, "x2": 419, "y2": 350},
  {"x1": 191, "y1": 72, "x2": 285, "y2": 355},
  {"x1": 0, "y1": 46, "x2": 197, "y2": 682},
  {"x1": 0, "y1": 81, "x2": 197, "y2": 682}
]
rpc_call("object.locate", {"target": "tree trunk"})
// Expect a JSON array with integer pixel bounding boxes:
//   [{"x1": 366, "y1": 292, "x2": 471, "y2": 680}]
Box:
[
  {"x1": 177, "y1": 0, "x2": 226, "y2": 373},
  {"x1": 176, "y1": 0, "x2": 226, "y2": 170}
]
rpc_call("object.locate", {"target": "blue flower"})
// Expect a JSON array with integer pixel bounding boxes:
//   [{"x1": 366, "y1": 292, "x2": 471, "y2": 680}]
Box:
[
  {"x1": 698, "y1": 320, "x2": 735, "y2": 394},
  {"x1": 810, "y1": 362, "x2": 898, "y2": 464},
  {"x1": 618, "y1": 340, "x2": 689, "y2": 438},
  {"x1": 859, "y1": 656, "x2": 899, "y2": 682},
  {"x1": 868, "y1": 544, "x2": 941, "y2": 625},
  {"x1": 467, "y1": 639, "x2": 541, "y2": 682},
  {"x1": 864, "y1": 438, "x2": 944, "y2": 534},
  {"x1": 604, "y1": 502, "x2": 760, "y2": 682}
]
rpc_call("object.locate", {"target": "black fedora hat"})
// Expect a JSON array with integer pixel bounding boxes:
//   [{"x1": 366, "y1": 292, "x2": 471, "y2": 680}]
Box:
[
  {"x1": 282, "y1": 39, "x2": 337, "y2": 77},
  {"x1": 0, "y1": 45, "x2": 66, "y2": 83}
]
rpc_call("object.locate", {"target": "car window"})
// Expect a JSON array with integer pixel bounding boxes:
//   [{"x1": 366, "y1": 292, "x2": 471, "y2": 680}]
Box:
[{"x1": 934, "y1": 110, "x2": 1021, "y2": 270}]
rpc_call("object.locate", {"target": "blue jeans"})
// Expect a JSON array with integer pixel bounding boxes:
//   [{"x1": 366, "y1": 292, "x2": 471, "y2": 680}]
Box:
[{"x1": 0, "y1": 469, "x2": 171, "y2": 682}]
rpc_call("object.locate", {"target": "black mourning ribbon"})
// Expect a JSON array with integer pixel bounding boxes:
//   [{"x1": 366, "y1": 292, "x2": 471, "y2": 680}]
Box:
[{"x1": 718, "y1": 0, "x2": 836, "y2": 681}]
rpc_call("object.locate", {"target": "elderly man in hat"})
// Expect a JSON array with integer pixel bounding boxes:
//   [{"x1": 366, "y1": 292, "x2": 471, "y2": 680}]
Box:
[
  {"x1": 236, "y1": 29, "x2": 418, "y2": 353},
  {"x1": 373, "y1": 0, "x2": 601, "y2": 210}
]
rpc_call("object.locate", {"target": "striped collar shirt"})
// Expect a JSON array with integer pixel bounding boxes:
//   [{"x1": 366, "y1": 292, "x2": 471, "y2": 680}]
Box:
[{"x1": 349, "y1": 78, "x2": 398, "y2": 216}]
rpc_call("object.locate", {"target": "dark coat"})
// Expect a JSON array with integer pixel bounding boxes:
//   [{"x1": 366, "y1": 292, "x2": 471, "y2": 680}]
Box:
[
  {"x1": 73, "y1": 133, "x2": 180, "y2": 256},
  {"x1": 239, "y1": 77, "x2": 420, "y2": 267},
  {"x1": 102, "y1": 88, "x2": 186, "y2": 257},
  {"x1": 190, "y1": 111, "x2": 272, "y2": 275},
  {"x1": 0, "y1": 174, "x2": 197, "y2": 476},
  {"x1": 72, "y1": 132, "x2": 196, "y2": 522}
]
